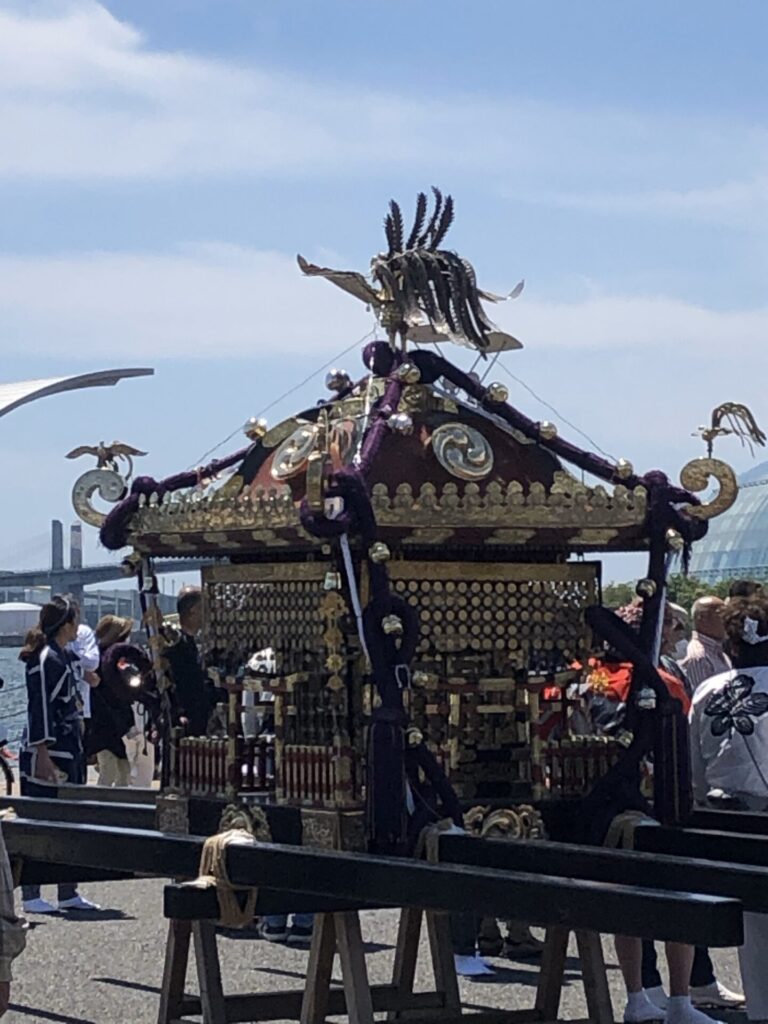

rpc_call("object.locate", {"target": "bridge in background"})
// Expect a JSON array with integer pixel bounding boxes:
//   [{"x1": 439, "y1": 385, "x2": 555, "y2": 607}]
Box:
[{"x1": 0, "y1": 520, "x2": 210, "y2": 601}]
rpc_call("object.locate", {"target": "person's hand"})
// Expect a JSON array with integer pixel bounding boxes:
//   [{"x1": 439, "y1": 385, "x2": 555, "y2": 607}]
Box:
[
  {"x1": 84, "y1": 670, "x2": 100, "y2": 687},
  {"x1": 33, "y1": 746, "x2": 59, "y2": 784},
  {"x1": 0, "y1": 980, "x2": 10, "y2": 1016}
]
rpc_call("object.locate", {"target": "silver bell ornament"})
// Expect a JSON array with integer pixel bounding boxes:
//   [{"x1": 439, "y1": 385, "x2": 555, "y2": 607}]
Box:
[
  {"x1": 382, "y1": 614, "x2": 404, "y2": 636},
  {"x1": 635, "y1": 578, "x2": 657, "y2": 599},
  {"x1": 388, "y1": 412, "x2": 414, "y2": 434},
  {"x1": 368, "y1": 541, "x2": 391, "y2": 564},
  {"x1": 325, "y1": 368, "x2": 352, "y2": 392}
]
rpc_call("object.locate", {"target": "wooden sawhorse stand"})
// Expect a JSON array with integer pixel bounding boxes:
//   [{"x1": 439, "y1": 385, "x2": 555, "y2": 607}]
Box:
[
  {"x1": 387, "y1": 910, "x2": 613, "y2": 1024},
  {"x1": 158, "y1": 905, "x2": 614, "y2": 1024},
  {"x1": 158, "y1": 906, "x2": 459, "y2": 1024}
]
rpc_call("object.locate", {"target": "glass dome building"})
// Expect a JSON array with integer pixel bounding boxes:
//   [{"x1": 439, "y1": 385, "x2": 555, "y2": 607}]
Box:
[{"x1": 689, "y1": 461, "x2": 768, "y2": 583}]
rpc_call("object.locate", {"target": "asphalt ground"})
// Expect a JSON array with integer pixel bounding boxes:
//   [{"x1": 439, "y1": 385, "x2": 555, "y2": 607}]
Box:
[{"x1": 4, "y1": 878, "x2": 749, "y2": 1024}]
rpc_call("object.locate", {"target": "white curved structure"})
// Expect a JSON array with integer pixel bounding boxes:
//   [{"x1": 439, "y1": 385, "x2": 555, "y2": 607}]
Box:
[{"x1": 0, "y1": 368, "x2": 153, "y2": 420}]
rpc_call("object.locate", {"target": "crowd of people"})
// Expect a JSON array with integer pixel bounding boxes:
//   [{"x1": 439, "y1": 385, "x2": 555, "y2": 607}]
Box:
[
  {"x1": 599, "y1": 580, "x2": 767, "y2": 1024},
  {"x1": 13, "y1": 586, "x2": 228, "y2": 915},
  {"x1": 0, "y1": 579, "x2": 766, "y2": 1017}
]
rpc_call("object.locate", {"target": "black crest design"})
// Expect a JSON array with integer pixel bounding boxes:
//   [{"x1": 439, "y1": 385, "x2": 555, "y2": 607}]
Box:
[{"x1": 704, "y1": 673, "x2": 768, "y2": 737}]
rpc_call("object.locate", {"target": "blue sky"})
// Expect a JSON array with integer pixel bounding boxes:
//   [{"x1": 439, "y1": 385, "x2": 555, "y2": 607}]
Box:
[{"x1": 0, "y1": 0, "x2": 767, "y2": 582}]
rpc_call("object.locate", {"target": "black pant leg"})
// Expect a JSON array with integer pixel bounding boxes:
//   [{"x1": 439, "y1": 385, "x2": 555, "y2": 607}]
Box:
[
  {"x1": 641, "y1": 940, "x2": 663, "y2": 990},
  {"x1": 690, "y1": 947, "x2": 716, "y2": 988}
]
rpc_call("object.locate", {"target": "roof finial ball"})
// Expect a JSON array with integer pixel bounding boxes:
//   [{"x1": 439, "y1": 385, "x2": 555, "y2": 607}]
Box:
[
  {"x1": 325, "y1": 369, "x2": 352, "y2": 393},
  {"x1": 486, "y1": 382, "x2": 509, "y2": 404},
  {"x1": 244, "y1": 417, "x2": 268, "y2": 441},
  {"x1": 539, "y1": 421, "x2": 558, "y2": 441}
]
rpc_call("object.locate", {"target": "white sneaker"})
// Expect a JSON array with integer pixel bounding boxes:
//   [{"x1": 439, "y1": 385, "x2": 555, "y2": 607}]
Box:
[
  {"x1": 624, "y1": 992, "x2": 665, "y2": 1023},
  {"x1": 667, "y1": 996, "x2": 722, "y2": 1024},
  {"x1": 690, "y1": 982, "x2": 745, "y2": 1009},
  {"x1": 453, "y1": 954, "x2": 495, "y2": 977},
  {"x1": 646, "y1": 986, "x2": 669, "y2": 1011},
  {"x1": 57, "y1": 895, "x2": 102, "y2": 911},
  {"x1": 22, "y1": 898, "x2": 57, "y2": 915}
]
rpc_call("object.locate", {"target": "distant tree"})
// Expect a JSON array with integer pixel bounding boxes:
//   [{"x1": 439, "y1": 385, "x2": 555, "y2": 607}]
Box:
[
  {"x1": 666, "y1": 574, "x2": 731, "y2": 611},
  {"x1": 602, "y1": 575, "x2": 735, "y2": 613},
  {"x1": 602, "y1": 580, "x2": 635, "y2": 609}
]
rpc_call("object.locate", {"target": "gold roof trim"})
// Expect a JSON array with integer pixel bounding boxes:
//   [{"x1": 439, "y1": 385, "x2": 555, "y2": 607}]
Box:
[
  {"x1": 370, "y1": 473, "x2": 647, "y2": 530},
  {"x1": 128, "y1": 470, "x2": 647, "y2": 543}
]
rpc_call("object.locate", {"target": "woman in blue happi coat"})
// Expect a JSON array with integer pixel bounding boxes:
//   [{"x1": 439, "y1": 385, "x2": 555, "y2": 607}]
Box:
[{"x1": 18, "y1": 596, "x2": 102, "y2": 915}]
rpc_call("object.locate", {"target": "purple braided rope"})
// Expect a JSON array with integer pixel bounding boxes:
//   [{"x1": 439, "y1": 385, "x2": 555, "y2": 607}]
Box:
[{"x1": 100, "y1": 446, "x2": 250, "y2": 551}]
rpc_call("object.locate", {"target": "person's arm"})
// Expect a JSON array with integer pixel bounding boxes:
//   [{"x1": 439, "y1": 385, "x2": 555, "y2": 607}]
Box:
[
  {"x1": 74, "y1": 626, "x2": 100, "y2": 674},
  {"x1": 0, "y1": 819, "x2": 27, "y2": 1013}
]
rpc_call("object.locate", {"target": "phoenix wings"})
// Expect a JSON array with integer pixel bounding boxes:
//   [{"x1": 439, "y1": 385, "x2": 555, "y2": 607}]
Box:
[{"x1": 297, "y1": 188, "x2": 524, "y2": 354}]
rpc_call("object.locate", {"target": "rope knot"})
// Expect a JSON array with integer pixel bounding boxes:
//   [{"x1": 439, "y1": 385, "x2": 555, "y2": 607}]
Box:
[{"x1": 195, "y1": 828, "x2": 259, "y2": 928}]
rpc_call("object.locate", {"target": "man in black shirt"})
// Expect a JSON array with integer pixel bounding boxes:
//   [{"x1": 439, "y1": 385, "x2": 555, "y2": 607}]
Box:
[{"x1": 165, "y1": 587, "x2": 213, "y2": 737}]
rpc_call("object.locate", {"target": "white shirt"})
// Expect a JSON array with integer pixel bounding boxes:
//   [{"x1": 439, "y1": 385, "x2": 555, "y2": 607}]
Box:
[
  {"x1": 689, "y1": 665, "x2": 768, "y2": 807},
  {"x1": 69, "y1": 623, "x2": 99, "y2": 719}
]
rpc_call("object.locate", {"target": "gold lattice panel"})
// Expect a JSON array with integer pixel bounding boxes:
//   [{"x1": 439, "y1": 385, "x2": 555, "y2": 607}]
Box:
[
  {"x1": 202, "y1": 563, "x2": 328, "y2": 675},
  {"x1": 389, "y1": 562, "x2": 598, "y2": 667}
]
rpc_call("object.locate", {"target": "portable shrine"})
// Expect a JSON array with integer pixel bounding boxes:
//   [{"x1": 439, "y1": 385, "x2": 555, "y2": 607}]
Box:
[{"x1": 73, "y1": 189, "x2": 746, "y2": 849}]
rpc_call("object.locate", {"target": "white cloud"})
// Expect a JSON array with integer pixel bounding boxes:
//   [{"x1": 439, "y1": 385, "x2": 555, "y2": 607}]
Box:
[
  {"x1": 0, "y1": 0, "x2": 765, "y2": 224},
  {"x1": 508, "y1": 292, "x2": 768, "y2": 354},
  {"x1": 523, "y1": 177, "x2": 768, "y2": 230},
  {"x1": 0, "y1": 242, "x2": 765, "y2": 361},
  {"x1": 0, "y1": 245, "x2": 373, "y2": 358}
]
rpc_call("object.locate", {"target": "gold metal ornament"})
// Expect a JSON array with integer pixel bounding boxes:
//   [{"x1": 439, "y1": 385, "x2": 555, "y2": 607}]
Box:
[
  {"x1": 323, "y1": 571, "x2": 342, "y2": 591},
  {"x1": 679, "y1": 457, "x2": 739, "y2": 522},
  {"x1": 368, "y1": 541, "x2": 390, "y2": 564},
  {"x1": 665, "y1": 528, "x2": 685, "y2": 552},
  {"x1": 69, "y1": 440, "x2": 144, "y2": 528},
  {"x1": 305, "y1": 450, "x2": 329, "y2": 512},
  {"x1": 694, "y1": 402, "x2": 766, "y2": 458},
  {"x1": 396, "y1": 362, "x2": 421, "y2": 384},
  {"x1": 431, "y1": 422, "x2": 494, "y2": 480},
  {"x1": 635, "y1": 578, "x2": 657, "y2": 599},
  {"x1": 244, "y1": 417, "x2": 268, "y2": 441},
  {"x1": 539, "y1": 421, "x2": 558, "y2": 441},
  {"x1": 486, "y1": 382, "x2": 509, "y2": 404},
  {"x1": 271, "y1": 424, "x2": 319, "y2": 480},
  {"x1": 615, "y1": 458, "x2": 634, "y2": 480},
  {"x1": 71, "y1": 468, "x2": 128, "y2": 528}
]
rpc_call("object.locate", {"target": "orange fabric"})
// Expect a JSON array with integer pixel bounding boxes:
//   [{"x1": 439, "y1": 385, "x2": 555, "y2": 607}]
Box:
[{"x1": 581, "y1": 657, "x2": 690, "y2": 714}]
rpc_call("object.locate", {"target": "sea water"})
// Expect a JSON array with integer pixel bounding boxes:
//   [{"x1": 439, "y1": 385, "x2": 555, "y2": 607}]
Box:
[{"x1": 0, "y1": 648, "x2": 26, "y2": 750}]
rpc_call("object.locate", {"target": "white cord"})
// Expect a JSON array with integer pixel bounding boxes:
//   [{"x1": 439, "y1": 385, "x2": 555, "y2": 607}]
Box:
[{"x1": 340, "y1": 534, "x2": 370, "y2": 664}]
